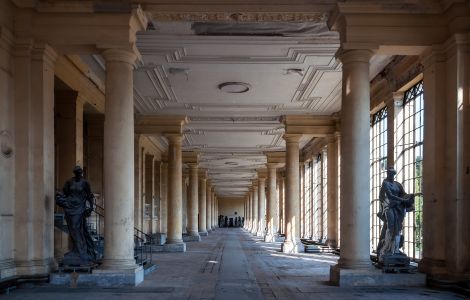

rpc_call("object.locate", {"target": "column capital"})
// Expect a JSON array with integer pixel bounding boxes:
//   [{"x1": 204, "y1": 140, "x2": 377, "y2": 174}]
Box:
[
  {"x1": 266, "y1": 162, "x2": 279, "y2": 170},
  {"x1": 102, "y1": 48, "x2": 137, "y2": 65},
  {"x1": 283, "y1": 133, "x2": 302, "y2": 143},
  {"x1": 165, "y1": 133, "x2": 183, "y2": 145},
  {"x1": 32, "y1": 43, "x2": 58, "y2": 67},
  {"x1": 336, "y1": 49, "x2": 374, "y2": 64},
  {"x1": 187, "y1": 163, "x2": 198, "y2": 170}
]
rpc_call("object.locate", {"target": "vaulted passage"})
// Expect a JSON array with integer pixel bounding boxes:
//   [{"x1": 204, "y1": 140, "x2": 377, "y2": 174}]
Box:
[{"x1": 1, "y1": 0, "x2": 470, "y2": 297}]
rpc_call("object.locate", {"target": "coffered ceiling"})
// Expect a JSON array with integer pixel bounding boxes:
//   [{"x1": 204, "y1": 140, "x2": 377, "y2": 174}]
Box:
[
  {"x1": 132, "y1": 21, "x2": 341, "y2": 197},
  {"x1": 81, "y1": 19, "x2": 392, "y2": 198}
]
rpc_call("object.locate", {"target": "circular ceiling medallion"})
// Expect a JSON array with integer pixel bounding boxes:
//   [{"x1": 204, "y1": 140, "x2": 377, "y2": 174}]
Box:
[{"x1": 218, "y1": 82, "x2": 251, "y2": 93}]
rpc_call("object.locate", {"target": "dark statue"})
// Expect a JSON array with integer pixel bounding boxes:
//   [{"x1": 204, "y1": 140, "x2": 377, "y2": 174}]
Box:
[
  {"x1": 56, "y1": 166, "x2": 97, "y2": 266},
  {"x1": 376, "y1": 167, "x2": 415, "y2": 270}
]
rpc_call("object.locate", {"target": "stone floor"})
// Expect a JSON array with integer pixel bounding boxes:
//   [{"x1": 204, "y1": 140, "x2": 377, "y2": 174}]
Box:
[{"x1": 3, "y1": 228, "x2": 466, "y2": 299}]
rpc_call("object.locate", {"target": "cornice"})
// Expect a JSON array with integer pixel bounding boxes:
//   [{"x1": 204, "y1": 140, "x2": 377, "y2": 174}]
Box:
[{"x1": 147, "y1": 11, "x2": 328, "y2": 23}]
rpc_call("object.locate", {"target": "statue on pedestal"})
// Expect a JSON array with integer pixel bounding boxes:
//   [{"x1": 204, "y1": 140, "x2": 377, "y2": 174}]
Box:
[
  {"x1": 56, "y1": 166, "x2": 96, "y2": 266},
  {"x1": 376, "y1": 167, "x2": 415, "y2": 271}
]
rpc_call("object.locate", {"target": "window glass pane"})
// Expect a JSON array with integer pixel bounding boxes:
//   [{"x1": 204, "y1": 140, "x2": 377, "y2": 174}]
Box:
[
  {"x1": 370, "y1": 106, "x2": 388, "y2": 254},
  {"x1": 395, "y1": 81, "x2": 424, "y2": 260}
]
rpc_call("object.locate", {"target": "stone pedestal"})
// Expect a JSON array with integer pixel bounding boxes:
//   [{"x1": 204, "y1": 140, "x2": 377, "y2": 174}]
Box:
[
  {"x1": 183, "y1": 234, "x2": 202, "y2": 242},
  {"x1": 330, "y1": 265, "x2": 426, "y2": 287},
  {"x1": 50, "y1": 266, "x2": 144, "y2": 287}
]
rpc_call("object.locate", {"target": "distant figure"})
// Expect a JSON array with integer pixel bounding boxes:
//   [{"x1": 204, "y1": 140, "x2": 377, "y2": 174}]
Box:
[
  {"x1": 241, "y1": 217, "x2": 245, "y2": 227},
  {"x1": 224, "y1": 216, "x2": 228, "y2": 227},
  {"x1": 56, "y1": 166, "x2": 96, "y2": 266},
  {"x1": 377, "y1": 167, "x2": 415, "y2": 262},
  {"x1": 237, "y1": 217, "x2": 242, "y2": 227}
]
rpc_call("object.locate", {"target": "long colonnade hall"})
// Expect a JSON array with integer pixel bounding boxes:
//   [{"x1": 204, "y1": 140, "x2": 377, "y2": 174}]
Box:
[{"x1": 0, "y1": 0, "x2": 469, "y2": 299}]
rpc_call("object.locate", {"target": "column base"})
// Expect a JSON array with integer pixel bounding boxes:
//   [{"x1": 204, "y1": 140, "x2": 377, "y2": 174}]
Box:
[
  {"x1": 199, "y1": 231, "x2": 208, "y2": 236},
  {"x1": 0, "y1": 259, "x2": 16, "y2": 279},
  {"x1": 50, "y1": 265, "x2": 144, "y2": 287},
  {"x1": 101, "y1": 258, "x2": 137, "y2": 271},
  {"x1": 256, "y1": 231, "x2": 265, "y2": 237},
  {"x1": 329, "y1": 264, "x2": 426, "y2": 287},
  {"x1": 418, "y1": 257, "x2": 447, "y2": 276},
  {"x1": 264, "y1": 234, "x2": 278, "y2": 243},
  {"x1": 281, "y1": 240, "x2": 304, "y2": 253},
  {"x1": 183, "y1": 234, "x2": 201, "y2": 242},
  {"x1": 151, "y1": 233, "x2": 167, "y2": 245},
  {"x1": 325, "y1": 238, "x2": 338, "y2": 249},
  {"x1": 15, "y1": 258, "x2": 56, "y2": 276}
]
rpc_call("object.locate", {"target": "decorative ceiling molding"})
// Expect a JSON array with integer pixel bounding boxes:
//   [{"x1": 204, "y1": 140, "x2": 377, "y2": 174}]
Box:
[{"x1": 135, "y1": 115, "x2": 188, "y2": 134}]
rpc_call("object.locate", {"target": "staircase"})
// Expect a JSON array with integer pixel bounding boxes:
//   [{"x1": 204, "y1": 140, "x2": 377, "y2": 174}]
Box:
[{"x1": 54, "y1": 199, "x2": 154, "y2": 268}]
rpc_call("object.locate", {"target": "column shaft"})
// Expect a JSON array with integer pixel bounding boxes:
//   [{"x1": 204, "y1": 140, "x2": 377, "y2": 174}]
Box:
[
  {"x1": 257, "y1": 178, "x2": 266, "y2": 237},
  {"x1": 198, "y1": 176, "x2": 207, "y2": 234},
  {"x1": 326, "y1": 136, "x2": 339, "y2": 248},
  {"x1": 102, "y1": 49, "x2": 137, "y2": 269},
  {"x1": 337, "y1": 49, "x2": 372, "y2": 268},
  {"x1": 188, "y1": 164, "x2": 199, "y2": 236},
  {"x1": 265, "y1": 164, "x2": 278, "y2": 242},
  {"x1": 166, "y1": 134, "x2": 183, "y2": 244},
  {"x1": 160, "y1": 161, "x2": 168, "y2": 234},
  {"x1": 282, "y1": 134, "x2": 303, "y2": 253},
  {"x1": 206, "y1": 184, "x2": 212, "y2": 232},
  {"x1": 251, "y1": 185, "x2": 259, "y2": 234}
]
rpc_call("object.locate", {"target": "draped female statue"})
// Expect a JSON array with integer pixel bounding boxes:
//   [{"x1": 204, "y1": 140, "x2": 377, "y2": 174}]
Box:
[
  {"x1": 56, "y1": 166, "x2": 96, "y2": 266},
  {"x1": 377, "y1": 167, "x2": 414, "y2": 264}
]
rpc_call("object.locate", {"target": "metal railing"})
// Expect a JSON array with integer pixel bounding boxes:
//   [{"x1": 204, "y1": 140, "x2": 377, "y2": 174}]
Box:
[{"x1": 54, "y1": 195, "x2": 153, "y2": 267}]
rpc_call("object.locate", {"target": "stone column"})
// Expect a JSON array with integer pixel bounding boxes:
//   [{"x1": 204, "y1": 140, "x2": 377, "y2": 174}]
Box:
[
  {"x1": 257, "y1": 177, "x2": 266, "y2": 237},
  {"x1": 265, "y1": 164, "x2": 278, "y2": 242},
  {"x1": 55, "y1": 91, "x2": 84, "y2": 186},
  {"x1": 206, "y1": 182, "x2": 212, "y2": 232},
  {"x1": 326, "y1": 135, "x2": 339, "y2": 248},
  {"x1": 182, "y1": 171, "x2": 188, "y2": 234},
  {"x1": 134, "y1": 136, "x2": 144, "y2": 232},
  {"x1": 13, "y1": 43, "x2": 58, "y2": 275},
  {"x1": 247, "y1": 192, "x2": 252, "y2": 231},
  {"x1": 419, "y1": 39, "x2": 470, "y2": 279},
  {"x1": 278, "y1": 173, "x2": 285, "y2": 235},
  {"x1": 165, "y1": 134, "x2": 185, "y2": 248},
  {"x1": 0, "y1": 28, "x2": 15, "y2": 279},
  {"x1": 101, "y1": 49, "x2": 138, "y2": 270},
  {"x1": 198, "y1": 172, "x2": 208, "y2": 236},
  {"x1": 251, "y1": 184, "x2": 259, "y2": 235},
  {"x1": 281, "y1": 134, "x2": 303, "y2": 253},
  {"x1": 331, "y1": 50, "x2": 373, "y2": 282},
  {"x1": 144, "y1": 154, "x2": 155, "y2": 234},
  {"x1": 152, "y1": 160, "x2": 161, "y2": 234},
  {"x1": 160, "y1": 161, "x2": 168, "y2": 234},
  {"x1": 187, "y1": 163, "x2": 200, "y2": 238}
]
